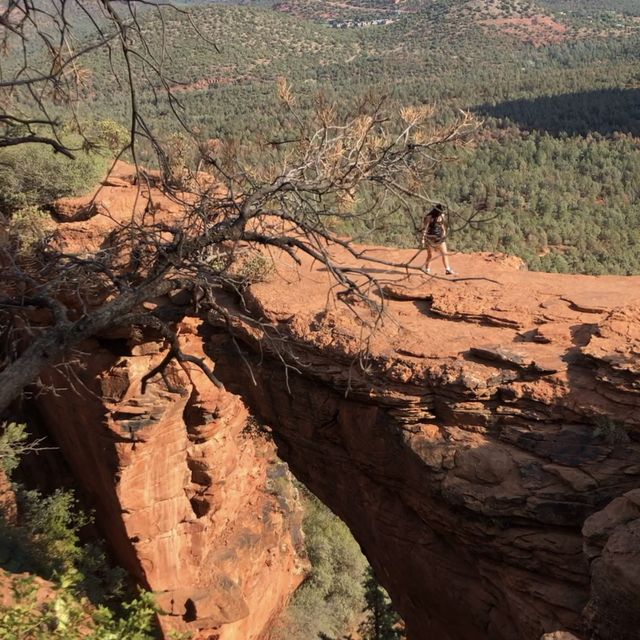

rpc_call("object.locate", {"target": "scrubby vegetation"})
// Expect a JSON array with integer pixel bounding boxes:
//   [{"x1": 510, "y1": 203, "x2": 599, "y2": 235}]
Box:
[
  {"x1": 359, "y1": 567, "x2": 405, "y2": 640},
  {"x1": 538, "y1": 0, "x2": 640, "y2": 18},
  {"x1": 0, "y1": 580, "x2": 157, "y2": 640},
  {"x1": 62, "y1": 0, "x2": 640, "y2": 275},
  {"x1": 272, "y1": 487, "x2": 406, "y2": 640},
  {"x1": 0, "y1": 138, "x2": 109, "y2": 216},
  {"x1": 272, "y1": 489, "x2": 368, "y2": 639},
  {"x1": 0, "y1": 424, "x2": 157, "y2": 639}
]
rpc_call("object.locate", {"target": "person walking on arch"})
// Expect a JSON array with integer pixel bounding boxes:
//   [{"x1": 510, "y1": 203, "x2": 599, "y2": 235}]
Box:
[{"x1": 421, "y1": 203, "x2": 456, "y2": 276}]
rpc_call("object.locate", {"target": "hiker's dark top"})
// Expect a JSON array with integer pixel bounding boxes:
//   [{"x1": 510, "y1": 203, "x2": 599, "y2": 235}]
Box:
[{"x1": 421, "y1": 216, "x2": 446, "y2": 247}]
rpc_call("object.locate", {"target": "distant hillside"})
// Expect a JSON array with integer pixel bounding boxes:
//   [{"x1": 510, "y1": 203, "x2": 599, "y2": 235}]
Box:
[
  {"x1": 13, "y1": 0, "x2": 640, "y2": 274},
  {"x1": 538, "y1": 0, "x2": 640, "y2": 16},
  {"x1": 178, "y1": 0, "x2": 640, "y2": 27}
]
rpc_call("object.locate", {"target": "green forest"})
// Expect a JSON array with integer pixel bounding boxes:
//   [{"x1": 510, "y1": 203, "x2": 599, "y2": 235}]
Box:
[{"x1": 29, "y1": 0, "x2": 640, "y2": 275}]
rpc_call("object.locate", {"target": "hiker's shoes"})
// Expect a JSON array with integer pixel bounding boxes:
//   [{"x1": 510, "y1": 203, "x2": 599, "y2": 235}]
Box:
[{"x1": 424, "y1": 266, "x2": 457, "y2": 276}]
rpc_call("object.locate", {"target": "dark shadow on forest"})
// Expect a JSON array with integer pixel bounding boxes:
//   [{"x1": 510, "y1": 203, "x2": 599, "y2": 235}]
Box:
[{"x1": 478, "y1": 88, "x2": 640, "y2": 137}]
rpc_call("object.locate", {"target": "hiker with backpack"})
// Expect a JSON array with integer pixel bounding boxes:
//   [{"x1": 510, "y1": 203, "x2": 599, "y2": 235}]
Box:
[{"x1": 420, "y1": 203, "x2": 456, "y2": 276}]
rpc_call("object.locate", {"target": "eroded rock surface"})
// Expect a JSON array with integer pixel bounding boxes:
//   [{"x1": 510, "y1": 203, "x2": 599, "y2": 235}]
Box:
[
  {"x1": 18, "y1": 166, "x2": 640, "y2": 639},
  {"x1": 582, "y1": 489, "x2": 640, "y2": 640},
  {"x1": 201, "y1": 248, "x2": 640, "y2": 640},
  {"x1": 35, "y1": 319, "x2": 306, "y2": 639}
]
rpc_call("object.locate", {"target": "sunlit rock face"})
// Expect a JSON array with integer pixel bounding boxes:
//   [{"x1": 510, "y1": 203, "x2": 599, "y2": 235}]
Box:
[
  {"x1": 204, "y1": 250, "x2": 640, "y2": 640},
  {"x1": 30, "y1": 170, "x2": 640, "y2": 639},
  {"x1": 35, "y1": 318, "x2": 306, "y2": 639}
]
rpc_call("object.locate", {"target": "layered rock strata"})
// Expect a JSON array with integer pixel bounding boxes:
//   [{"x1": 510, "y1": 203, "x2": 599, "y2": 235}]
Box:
[
  {"x1": 35, "y1": 320, "x2": 306, "y2": 639},
  {"x1": 201, "y1": 251, "x2": 640, "y2": 640}
]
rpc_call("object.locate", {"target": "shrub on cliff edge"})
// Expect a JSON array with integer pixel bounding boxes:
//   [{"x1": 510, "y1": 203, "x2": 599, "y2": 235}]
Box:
[
  {"x1": 0, "y1": 423, "x2": 156, "y2": 639},
  {"x1": 0, "y1": 137, "x2": 108, "y2": 215}
]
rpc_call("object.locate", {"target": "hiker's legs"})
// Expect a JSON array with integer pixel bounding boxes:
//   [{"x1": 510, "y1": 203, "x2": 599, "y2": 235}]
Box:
[
  {"x1": 425, "y1": 246, "x2": 433, "y2": 272},
  {"x1": 438, "y1": 242, "x2": 453, "y2": 272}
]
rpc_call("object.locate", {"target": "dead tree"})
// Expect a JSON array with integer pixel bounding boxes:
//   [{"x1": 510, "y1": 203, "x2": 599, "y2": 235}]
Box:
[{"x1": 0, "y1": 2, "x2": 478, "y2": 416}]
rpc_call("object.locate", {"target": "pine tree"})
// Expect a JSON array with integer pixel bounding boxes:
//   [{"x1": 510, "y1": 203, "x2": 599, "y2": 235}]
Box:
[{"x1": 358, "y1": 567, "x2": 405, "y2": 640}]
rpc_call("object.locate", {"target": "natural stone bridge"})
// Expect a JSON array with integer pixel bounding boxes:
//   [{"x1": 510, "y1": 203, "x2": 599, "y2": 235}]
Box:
[{"x1": 33, "y1": 170, "x2": 640, "y2": 640}]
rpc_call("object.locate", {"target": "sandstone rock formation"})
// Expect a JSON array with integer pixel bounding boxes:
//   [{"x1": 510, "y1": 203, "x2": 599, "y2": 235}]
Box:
[
  {"x1": 35, "y1": 319, "x2": 306, "y2": 639},
  {"x1": 203, "y1": 249, "x2": 640, "y2": 640},
  {"x1": 10, "y1": 166, "x2": 640, "y2": 640},
  {"x1": 582, "y1": 489, "x2": 640, "y2": 640}
]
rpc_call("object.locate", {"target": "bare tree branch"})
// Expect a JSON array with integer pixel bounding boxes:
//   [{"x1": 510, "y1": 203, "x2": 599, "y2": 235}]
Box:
[{"x1": 0, "y1": 7, "x2": 479, "y2": 416}]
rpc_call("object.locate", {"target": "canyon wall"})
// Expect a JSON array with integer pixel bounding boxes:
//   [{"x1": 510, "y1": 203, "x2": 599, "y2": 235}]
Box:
[
  {"x1": 202, "y1": 252, "x2": 640, "y2": 640},
  {"x1": 35, "y1": 318, "x2": 306, "y2": 639},
  {"x1": 19, "y1": 169, "x2": 640, "y2": 639}
]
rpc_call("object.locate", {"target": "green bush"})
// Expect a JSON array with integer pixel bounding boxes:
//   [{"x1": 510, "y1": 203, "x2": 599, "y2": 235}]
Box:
[
  {"x1": 0, "y1": 574, "x2": 156, "y2": 640},
  {"x1": 359, "y1": 567, "x2": 405, "y2": 640},
  {"x1": 237, "y1": 251, "x2": 275, "y2": 285},
  {"x1": 272, "y1": 489, "x2": 367, "y2": 640},
  {"x1": 0, "y1": 425, "x2": 152, "y2": 638},
  {"x1": 0, "y1": 423, "x2": 29, "y2": 475},
  {"x1": 90, "y1": 120, "x2": 130, "y2": 154},
  {"x1": 0, "y1": 141, "x2": 108, "y2": 214},
  {"x1": 7, "y1": 206, "x2": 55, "y2": 253},
  {"x1": 0, "y1": 485, "x2": 127, "y2": 606}
]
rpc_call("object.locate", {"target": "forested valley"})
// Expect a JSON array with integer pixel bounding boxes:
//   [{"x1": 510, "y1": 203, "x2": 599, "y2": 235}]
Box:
[
  {"x1": 10, "y1": 0, "x2": 640, "y2": 274},
  {"x1": 61, "y1": 0, "x2": 640, "y2": 274},
  {"x1": 90, "y1": 0, "x2": 640, "y2": 274},
  {"x1": 2, "y1": 1, "x2": 640, "y2": 639}
]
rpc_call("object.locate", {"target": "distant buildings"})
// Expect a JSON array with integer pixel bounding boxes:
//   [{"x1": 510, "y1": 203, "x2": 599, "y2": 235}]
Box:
[{"x1": 328, "y1": 17, "x2": 396, "y2": 28}]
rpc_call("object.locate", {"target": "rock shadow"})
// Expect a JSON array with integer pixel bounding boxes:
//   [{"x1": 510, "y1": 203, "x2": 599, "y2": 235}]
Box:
[{"x1": 477, "y1": 88, "x2": 640, "y2": 137}]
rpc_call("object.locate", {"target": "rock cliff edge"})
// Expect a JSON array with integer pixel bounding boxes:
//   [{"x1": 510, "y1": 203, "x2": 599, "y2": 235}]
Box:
[{"x1": 22, "y1": 167, "x2": 640, "y2": 639}]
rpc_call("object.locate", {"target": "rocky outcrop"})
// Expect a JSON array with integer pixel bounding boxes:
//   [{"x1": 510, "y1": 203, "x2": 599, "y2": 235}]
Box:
[
  {"x1": 17, "y1": 167, "x2": 640, "y2": 640},
  {"x1": 35, "y1": 318, "x2": 306, "y2": 639},
  {"x1": 582, "y1": 489, "x2": 640, "y2": 640},
  {"x1": 200, "y1": 250, "x2": 640, "y2": 640}
]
